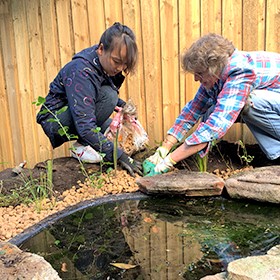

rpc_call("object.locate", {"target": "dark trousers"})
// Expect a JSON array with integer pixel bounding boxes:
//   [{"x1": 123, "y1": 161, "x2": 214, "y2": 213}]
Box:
[{"x1": 39, "y1": 85, "x2": 118, "y2": 148}]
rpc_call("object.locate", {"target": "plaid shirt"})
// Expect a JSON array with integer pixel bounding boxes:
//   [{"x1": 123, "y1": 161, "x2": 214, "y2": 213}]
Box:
[{"x1": 168, "y1": 50, "x2": 280, "y2": 156}]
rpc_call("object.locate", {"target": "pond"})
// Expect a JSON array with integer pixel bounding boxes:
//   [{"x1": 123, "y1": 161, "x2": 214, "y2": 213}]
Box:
[{"x1": 19, "y1": 194, "x2": 280, "y2": 280}]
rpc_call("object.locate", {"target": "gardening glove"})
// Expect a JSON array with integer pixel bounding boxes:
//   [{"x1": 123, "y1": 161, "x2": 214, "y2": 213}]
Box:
[
  {"x1": 118, "y1": 152, "x2": 143, "y2": 177},
  {"x1": 142, "y1": 146, "x2": 169, "y2": 175},
  {"x1": 146, "y1": 154, "x2": 177, "y2": 177}
]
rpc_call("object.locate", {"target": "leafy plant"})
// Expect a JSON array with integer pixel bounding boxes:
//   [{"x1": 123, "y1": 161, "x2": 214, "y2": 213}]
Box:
[
  {"x1": 194, "y1": 153, "x2": 208, "y2": 172},
  {"x1": 34, "y1": 96, "x2": 78, "y2": 142},
  {"x1": 54, "y1": 240, "x2": 61, "y2": 246},
  {"x1": 88, "y1": 173, "x2": 106, "y2": 189},
  {"x1": 26, "y1": 172, "x2": 52, "y2": 212},
  {"x1": 34, "y1": 97, "x2": 88, "y2": 175},
  {"x1": 236, "y1": 140, "x2": 254, "y2": 166},
  {"x1": 192, "y1": 140, "x2": 212, "y2": 172},
  {"x1": 0, "y1": 168, "x2": 55, "y2": 211},
  {"x1": 33, "y1": 96, "x2": 114, "y2": 190}
]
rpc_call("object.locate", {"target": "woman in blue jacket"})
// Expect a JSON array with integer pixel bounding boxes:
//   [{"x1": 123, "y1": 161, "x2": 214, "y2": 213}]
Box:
[{"x1": 37, "y1": 22, "x2": 142, "y2": 177}]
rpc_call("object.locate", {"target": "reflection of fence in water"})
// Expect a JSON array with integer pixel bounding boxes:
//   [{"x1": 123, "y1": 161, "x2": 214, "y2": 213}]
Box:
[{"x1": 122, "y1": 213, "x2": 203, "y2": 279}]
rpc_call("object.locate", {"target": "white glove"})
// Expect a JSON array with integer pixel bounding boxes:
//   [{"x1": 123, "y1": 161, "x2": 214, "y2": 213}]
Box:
[
  {"x1": 154, "y1": 154, "x2": 177, "y2": 174},
  {"x1": 147, "y1": 146, "x2": 169, "y2": 165}
]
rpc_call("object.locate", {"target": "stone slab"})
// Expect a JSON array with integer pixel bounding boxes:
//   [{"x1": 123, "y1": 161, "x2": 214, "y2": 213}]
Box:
[
  {"x1": 225, "y1": 166, "x2": 280, "y2": 204},
  {"x1": 136, "y1": 170, "x2": 225, "y2": 196}
]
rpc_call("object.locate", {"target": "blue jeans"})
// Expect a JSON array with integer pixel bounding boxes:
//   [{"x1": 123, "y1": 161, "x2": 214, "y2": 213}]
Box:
[
  {"x1": 40, "y1": 85, "x2": 118, "y2": 148},
  {"x1": 203, "y1": 90, "x2": 280, "y2": 160},
  {"x1": 241, "y1": 90, "x2": 280, "y2": 160}
]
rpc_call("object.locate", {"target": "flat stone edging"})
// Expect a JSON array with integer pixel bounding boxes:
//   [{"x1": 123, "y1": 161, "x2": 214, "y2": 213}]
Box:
[
  {"x1": 225, "y1": 166, "x2": 280, "y2": 204},
  {"x1": 136, "y1": 170, "x2": 225, "y2": 196}
]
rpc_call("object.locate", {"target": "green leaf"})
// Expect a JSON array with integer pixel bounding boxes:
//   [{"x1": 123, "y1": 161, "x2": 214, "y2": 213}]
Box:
[
  {"x1": 69, "y1": 134, "x2": 78, "y2": 140},
  {"x1": 58, "y1": 127, "x2": 68, "y2": 136},
  {"x1": 38, "y1": 96, "x2": 46, "y2": 103},
  {"x1": 47, "y1": 118, "x2": 58, "y2": 123},
  {"x1": 92, "y1": 127, "x2": 101, "y2": 133},
  {"x1": 56, "y1": 106, "x2": 68, "y2": 115},
  {"x1": 85, "y1": 213, "x2": 94, "y2": 220},
  {"x1": 54, "y1": 240, "x2": 61, "y2": 246},
  {"x1": 38, "y1": 109, "x2": 49, "y2": 115},
  {"x1": 33, "y1": 96, "x2": 45, "y2": 106},
  {"x1": 33, "y1": 96, "x2": 46, "y2": 106}
]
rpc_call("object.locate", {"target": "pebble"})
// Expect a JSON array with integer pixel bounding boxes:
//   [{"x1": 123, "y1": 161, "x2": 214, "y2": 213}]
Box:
[{"x1": 0, "y1": 170, "x2": 139, "y2": 242}]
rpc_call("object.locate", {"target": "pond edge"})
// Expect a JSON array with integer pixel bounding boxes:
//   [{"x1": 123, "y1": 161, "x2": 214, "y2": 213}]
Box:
[{"x1": 10, "y1": 191, "x2": 149, "y2": 247}]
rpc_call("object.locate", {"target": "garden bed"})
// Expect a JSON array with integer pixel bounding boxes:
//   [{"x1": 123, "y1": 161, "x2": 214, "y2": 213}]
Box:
[{"x1": 0, "y1": 140, "x2": 279, "y2": 242}]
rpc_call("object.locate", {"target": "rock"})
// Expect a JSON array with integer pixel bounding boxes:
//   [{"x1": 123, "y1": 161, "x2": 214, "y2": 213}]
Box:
[
  {"x1": 136, "y1": 170, "x2": 225, "y2": 196},
  {"x1": 200, "y1": 272, "x2": 227, "y2": 280},
  {"x1": 225, "y1": 166, "x2": 280, "y2": 203},
  {"x1": 267, "y1": 245, "x2": 280, "y2": 256},
  {"x1": 200, "y1": 245, "x2": 280, "y2": 280},
  {"x1": 0, "y1": 242, "x2": 61, "y2": 279},
  {"x1": 227, "y1": 247, "x2": 280, "y2": 280}
]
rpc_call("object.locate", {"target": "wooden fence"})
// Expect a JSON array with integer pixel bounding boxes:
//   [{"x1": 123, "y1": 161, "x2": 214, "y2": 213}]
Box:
[{"x1": 0, "y1": 0, "x2": 279, "y2": 170}]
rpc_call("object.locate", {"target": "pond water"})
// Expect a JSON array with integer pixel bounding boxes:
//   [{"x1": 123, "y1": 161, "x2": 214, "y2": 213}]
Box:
[{"x1": 20, "y1": 195, "x2": 280, "y2": 280}]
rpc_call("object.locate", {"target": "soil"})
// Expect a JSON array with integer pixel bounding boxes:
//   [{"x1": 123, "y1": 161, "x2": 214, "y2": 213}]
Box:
[{"x1": 0, "y1": 140, "x2": 279, "y2": 242}]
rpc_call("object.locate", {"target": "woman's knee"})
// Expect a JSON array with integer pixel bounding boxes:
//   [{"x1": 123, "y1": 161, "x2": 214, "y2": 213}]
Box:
[
  {"x1": 99, "y1": 85, "x2": 118, "y2": 108},
  {"x1": 96, "y1": 86, "x2": 118, "y2": 124},
  {"x1": 241, "y1": 90, "x2": 280, "y2": 140}
]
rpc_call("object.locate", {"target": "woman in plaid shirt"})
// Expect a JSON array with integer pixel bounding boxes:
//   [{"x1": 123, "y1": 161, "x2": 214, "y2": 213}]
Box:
[{"x1": 144, "y1": 33, "x2": 280, "y2": 176}]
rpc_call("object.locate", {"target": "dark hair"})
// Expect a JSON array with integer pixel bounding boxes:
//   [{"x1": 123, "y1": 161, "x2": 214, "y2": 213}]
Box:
[
  {"x1": 181, "y1": 33, "x2": 235, "y2": 77},
  {"x1": 99, "y1": 22, "x2": 138, "y2": 74}
]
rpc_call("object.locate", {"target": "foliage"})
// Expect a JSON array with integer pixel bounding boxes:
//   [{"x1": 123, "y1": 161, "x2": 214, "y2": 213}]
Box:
[
  {"x1": 236, "y1": 139, "x2": 254, "y2": 166},
  {"x1": 88, "y1": 172, "x2": 106, "y2": 189},
  {"x1": 0, "y1": 167, "x2": 54, "y2": 211},
  {"x1": 194, "y1": 153, "x2": 208, "y2": 172},
  {"x1": 33, "y1": 96, "x2": 111, "y2": 189},
  {"x1": 0, "y1": 97, "x2": 115, "y2": 211},
  {"x1": 34, "y1": 96, "x2": 78, "y2": 141}
]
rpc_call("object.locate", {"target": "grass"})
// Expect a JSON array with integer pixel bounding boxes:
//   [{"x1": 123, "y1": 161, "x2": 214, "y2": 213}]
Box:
[
  {"x1": 0, "y1": 167, "x2": 55, "y2": 212},
  {"x1": 194, "y1": 153, "x2": 208, "y2": 172},
  {"x1": 0, "y1": 96, "x2": 120, "y2": 210}
]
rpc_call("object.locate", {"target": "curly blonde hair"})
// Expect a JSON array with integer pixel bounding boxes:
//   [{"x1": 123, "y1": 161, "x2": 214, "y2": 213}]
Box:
[{"x1": 181, "y1": 33, "x2": 235, "y2": 76}]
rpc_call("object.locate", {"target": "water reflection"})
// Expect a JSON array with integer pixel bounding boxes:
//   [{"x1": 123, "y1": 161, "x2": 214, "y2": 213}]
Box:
[{"x1": 20, "y1": 196, "x2": 280, "y2": 279}]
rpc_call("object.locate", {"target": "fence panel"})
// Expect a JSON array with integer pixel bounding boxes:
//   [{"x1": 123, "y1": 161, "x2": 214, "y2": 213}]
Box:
[{"x1": 0, "y1": 0, "x2": 279, "y2": 170}]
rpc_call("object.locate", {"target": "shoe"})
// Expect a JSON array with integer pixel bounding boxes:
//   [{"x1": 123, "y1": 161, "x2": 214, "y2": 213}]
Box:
[{"x1": 71, "y1": 142, "x2": 103, "y2": 163}]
